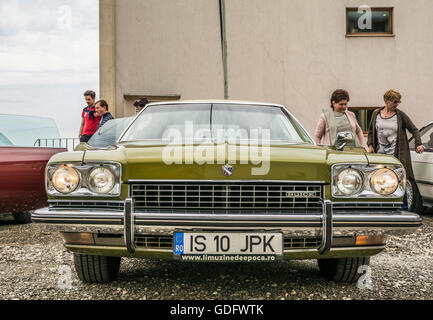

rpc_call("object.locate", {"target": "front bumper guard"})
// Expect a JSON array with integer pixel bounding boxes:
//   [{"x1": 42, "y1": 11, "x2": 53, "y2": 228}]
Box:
[{"x1": 32, "y1": 199, "x2": 422, "y2": 256}]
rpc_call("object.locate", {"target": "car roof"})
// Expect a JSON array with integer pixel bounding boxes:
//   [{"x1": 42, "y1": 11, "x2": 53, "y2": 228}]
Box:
[{"x1": 146, "y1": 100, "x2": 286, "y2": 108}]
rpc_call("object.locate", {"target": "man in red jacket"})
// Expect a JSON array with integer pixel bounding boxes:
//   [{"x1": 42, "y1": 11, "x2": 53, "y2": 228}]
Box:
[{"x1": 79, "y1": 90, "x2": 101, "y2": 143}]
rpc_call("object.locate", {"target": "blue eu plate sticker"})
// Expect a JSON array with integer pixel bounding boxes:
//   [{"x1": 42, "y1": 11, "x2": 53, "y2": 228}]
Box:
[{"x1": 174, "y1": 233, "x2": 184, "y2": 255}]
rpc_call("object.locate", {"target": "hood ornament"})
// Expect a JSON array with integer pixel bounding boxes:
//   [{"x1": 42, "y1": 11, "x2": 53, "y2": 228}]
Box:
[{"x1": 222, "y1": 164, "x2": 233, "y2": 177}]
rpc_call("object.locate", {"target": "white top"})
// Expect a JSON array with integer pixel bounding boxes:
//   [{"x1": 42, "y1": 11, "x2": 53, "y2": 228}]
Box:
[{"x1": 376, "y1": 113, "x2": 398, "y2": 155}]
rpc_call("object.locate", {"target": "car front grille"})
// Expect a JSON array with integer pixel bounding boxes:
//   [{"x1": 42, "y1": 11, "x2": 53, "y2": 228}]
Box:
[
  {"x1": 49, "y1": 201, "x2": 125, "y2": 211},
  {"x1": 284, "y1": 237, "x2": 320, "y2": 249},
  {"x1": 135, "y1": 235, "x2": 172, "y2": 249},
  {"x1": 332, "y1": 202, "x2": 402, "y2": 212},
  {"x1": 130, "y1": 181, "x2": 323, "y2": 211},
  {"x1": 134, "y1": 235, "x2": 320, "y2": 250}
]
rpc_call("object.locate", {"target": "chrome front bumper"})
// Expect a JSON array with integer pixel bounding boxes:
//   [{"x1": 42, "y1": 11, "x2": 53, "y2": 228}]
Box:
[{"x1": 32, "y1": 199, "x2": 422, "y2": 258}]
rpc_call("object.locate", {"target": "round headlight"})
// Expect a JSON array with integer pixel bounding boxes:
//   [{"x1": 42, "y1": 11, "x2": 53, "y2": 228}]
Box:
[
  {"x1": 52, "y1": 166, "x2": 80, "y2": 194},
  {"x1": 336, "y1": 168, "x2": 363, "y2": 196},
  {"x1": 87, "y1": 167, "x2": 115, "y2": 194},
  {"x1": 370, "y1": 168, "x2": 399, "y2": 195}
]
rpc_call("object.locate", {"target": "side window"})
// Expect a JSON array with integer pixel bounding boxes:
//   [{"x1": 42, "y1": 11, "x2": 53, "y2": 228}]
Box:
[
  {"x1": 420, "y1": 124, "x2": 433, "y2": 152},
  {"x1": 0, "y1": 114, "x2": 61, "y2": 147},
  {"x1": 410, "y1": 124, "x2": 433, "y2": 151}
]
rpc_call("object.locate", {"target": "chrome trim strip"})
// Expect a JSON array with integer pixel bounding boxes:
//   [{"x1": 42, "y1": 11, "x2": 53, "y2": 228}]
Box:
[
  {"x1": 48, "y1": 200, "x2": 124, "y2": 203},
  {"x1": 415, "y1": 180, "x2": 433, "y2": 186},
  {"x1": 318, "y1": 200, "x2": 332, "y2": 255},
  {"x1": 33, "y1": 207, "x2": 421, "y2": 223},
  {"x1": 127, "y1": 180, "x2": 327, "y2": 184},
  {"x1": 124, "y1": 198, "x2": 135, "y2": 254},
  {"x1": 31, "y1": 218, "x2": 122, "y2": 223},
  {"x1": 284, "y1": 245, "x2": 386, "y2": 253},
  {"x1": 63, "y1": 244, "x2": 386, "y2": 256},
  {"x1": 32, "y1": 216, "x2": 421, "y2": 227},
  {"x1": 332, "y1": 201, "x2": 402, "y2": 207}
]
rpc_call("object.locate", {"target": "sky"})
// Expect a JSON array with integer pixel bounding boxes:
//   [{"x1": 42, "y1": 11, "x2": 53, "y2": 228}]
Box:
[{"x1": 0, "y1": 0, "x2": 99, "y2": 138}]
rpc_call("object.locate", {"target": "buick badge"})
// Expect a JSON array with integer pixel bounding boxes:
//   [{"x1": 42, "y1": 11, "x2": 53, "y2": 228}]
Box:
[
  {"x1": 286, "y1": 191, "x2": 318, "y2": 198},
  {"x1": 222, "y1": 164, "x2": 233, "y2": 177}
]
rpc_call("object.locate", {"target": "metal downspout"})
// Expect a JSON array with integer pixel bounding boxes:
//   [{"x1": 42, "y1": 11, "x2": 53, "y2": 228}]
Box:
[{"x1": 219, "y1": 0, "x2": 229, "y2": 100}]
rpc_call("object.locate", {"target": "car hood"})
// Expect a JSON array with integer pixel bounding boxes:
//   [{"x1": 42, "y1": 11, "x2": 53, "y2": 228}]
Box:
[{"x1": 77, "y1": 143, "x2": 401, "y2": 182}]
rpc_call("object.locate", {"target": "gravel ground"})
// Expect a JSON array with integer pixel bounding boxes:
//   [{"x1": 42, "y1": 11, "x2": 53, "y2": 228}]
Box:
[{"x1": 0, "y1": 209, "x2": 432, "y2": 300}]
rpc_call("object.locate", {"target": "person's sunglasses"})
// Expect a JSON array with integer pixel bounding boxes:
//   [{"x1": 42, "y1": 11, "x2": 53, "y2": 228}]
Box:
[{"x1": 392, "y1": 100, "x2": 401, "y2": 104}]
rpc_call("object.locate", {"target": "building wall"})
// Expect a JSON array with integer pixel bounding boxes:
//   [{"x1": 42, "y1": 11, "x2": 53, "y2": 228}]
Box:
[
  {"x1": 111, "y1": 0, "x2": 224, "y2": 118},
  {"x1": 101, "y1": 0, "x2": 433, "y2": 135}
]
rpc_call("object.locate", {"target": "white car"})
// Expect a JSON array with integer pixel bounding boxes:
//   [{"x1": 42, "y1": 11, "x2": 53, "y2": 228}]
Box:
[{"x1": 407, "y1": 121, "x2": 433, "y2": 213}]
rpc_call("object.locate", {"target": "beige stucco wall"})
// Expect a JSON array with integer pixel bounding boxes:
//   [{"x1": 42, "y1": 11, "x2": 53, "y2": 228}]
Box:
[
  {"x1": 99, "y1": 0, "x2": 116, "y2": 117},
  {"x1": 112, "y1": 0, "x2": 224, "y2": 118},
  {"x1": 224, "y1": 0, "x2": 433, "y2": 134},
  {"x1": 101, "y1": 0, "x2": 433, "y2": 134}
]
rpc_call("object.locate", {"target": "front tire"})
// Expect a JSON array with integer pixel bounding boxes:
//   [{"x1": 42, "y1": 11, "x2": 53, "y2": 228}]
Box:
[
  {"x1": 317, "y1": 257, "x2": 370, "y2": 283},
  {"x1": 73, "y1": 254, "x2": 121, "y2": 283},
  {"x1": 12, "y1": 211, "x2": 32, "y2": 224},
  {"x1": 406, "y1": 178, "x2": 424, "y2": 214}
]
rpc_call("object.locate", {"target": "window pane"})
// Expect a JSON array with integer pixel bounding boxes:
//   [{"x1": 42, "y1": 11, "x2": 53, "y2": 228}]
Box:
[
  {"x1": 347, "y1": 9, "x2": 391, "y2": 34},
  {"x1": 0, "y1": 133, "x2": 13, "y2": 146},
  {"x1": 121, "y1": 104, "x2": 211, "y2": 142},
  {"x1": 120, "y1": 104, "x2": 313, "y2": 145},
  {"x1": 88, "y1": 117, "x2": 134, "y2": 148},
  {"x1": 0, "y1": 114, "x2": 61, "y2": 147},
  {"x1": 421, "y1": 124, "x2": 433, "y2": 152},
  {"x1": 349, "y1": 108, "x2": 379, "y2": 132},
  {"x1": 212, "y1": 104, "x2": 312, "y2": 144}
]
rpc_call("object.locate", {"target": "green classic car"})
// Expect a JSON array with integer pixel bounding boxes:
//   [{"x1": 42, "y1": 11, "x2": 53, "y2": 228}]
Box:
[{"x1": 32, "y1": 101, "x2": 421, "y2": 284}]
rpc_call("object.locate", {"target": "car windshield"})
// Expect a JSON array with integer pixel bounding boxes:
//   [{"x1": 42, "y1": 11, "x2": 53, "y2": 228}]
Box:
[
  {"x1": 87, "y1": 117, "x2": 134, "y2": 148},
  {"x1": 0, "y1": 114, "x2": 61, "y2": 147},
  {"x1": 119, "y1": 103, "x2": 312, "y2": 145}
]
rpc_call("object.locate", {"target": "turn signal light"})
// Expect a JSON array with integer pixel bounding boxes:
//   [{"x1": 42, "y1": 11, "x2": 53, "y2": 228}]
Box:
[
  {"x1": 355, "y1": 235, "x2": 387, "y2": 246},
  {"x1": 61, "y1": 233, "x2": 95, "y2": 245}
]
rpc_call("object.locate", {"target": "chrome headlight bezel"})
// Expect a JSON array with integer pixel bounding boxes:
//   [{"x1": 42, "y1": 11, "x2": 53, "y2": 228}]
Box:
[
  {"x1": 46, "y1": 162, "x2": 121, "y2": 197},
  {"x1": 332, "y1": 164, "x2": 405, "y2": 199}
]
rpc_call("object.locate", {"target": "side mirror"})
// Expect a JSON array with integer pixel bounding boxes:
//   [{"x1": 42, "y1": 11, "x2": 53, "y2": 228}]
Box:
[{"x1": 335, "y1": 131, "x2": 355, "y2": 151}]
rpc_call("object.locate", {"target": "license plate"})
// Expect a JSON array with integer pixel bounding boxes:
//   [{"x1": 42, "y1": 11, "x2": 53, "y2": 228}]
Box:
[{"x1": 174, "y1": 232, "x2": 283, "y2": 262}]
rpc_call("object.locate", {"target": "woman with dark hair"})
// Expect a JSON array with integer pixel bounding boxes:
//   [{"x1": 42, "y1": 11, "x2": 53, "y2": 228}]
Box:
[{"x1": 314, "y1": 89, "x2": 367, "y2": 149}]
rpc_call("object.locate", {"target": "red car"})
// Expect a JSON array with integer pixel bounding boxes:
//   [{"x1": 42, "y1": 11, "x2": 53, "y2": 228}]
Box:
[
  {"x1": 0, "y1": 114, "x2": 68, "y2": 223},
  {"x1": 0, "y1": 146, "x2": 66, "y2": 223}
]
